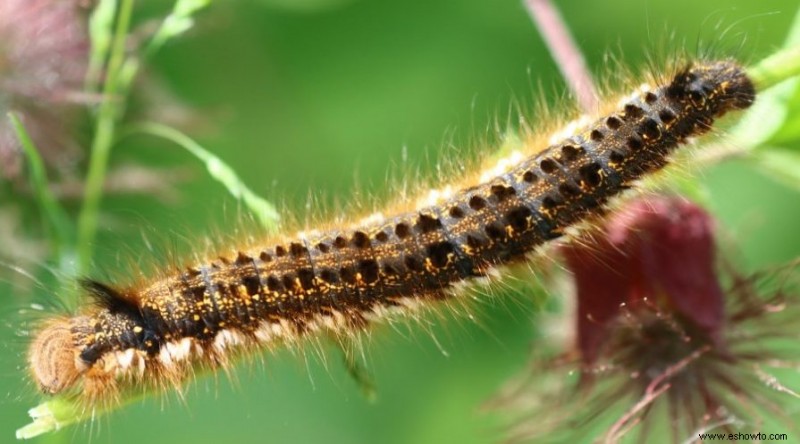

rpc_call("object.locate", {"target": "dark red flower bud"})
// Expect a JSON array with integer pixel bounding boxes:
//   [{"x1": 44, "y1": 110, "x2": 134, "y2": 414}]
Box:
[{"x1": 563, "y1": 198, "x2": 725, "y2": 365}]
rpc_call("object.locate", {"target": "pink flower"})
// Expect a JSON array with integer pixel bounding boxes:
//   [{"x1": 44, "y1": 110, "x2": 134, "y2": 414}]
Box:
[{"x1": 0, "y1": 0, "x2": 89, "y2": 179}]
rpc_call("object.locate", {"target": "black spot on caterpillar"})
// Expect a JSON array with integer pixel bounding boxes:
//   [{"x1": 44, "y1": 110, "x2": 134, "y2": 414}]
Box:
[{"x1": 28, "y1": 60, "x2": 755, "y2": 402}]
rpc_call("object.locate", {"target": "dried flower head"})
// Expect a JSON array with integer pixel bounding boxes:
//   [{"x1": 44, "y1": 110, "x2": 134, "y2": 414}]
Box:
[
  {"x1": 0, "y1": 0, "x2": 89, "y2": 179},
  {"x1": 492, "y1": 197, "x2": 800, "y2": 443}
]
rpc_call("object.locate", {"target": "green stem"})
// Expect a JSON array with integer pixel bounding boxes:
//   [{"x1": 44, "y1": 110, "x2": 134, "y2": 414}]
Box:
[
  {"x1": 120, "y1": 122, "x2": 281, "y2": 231},
  {"x1": 8, "y1": 113, "x2": 73, "y2": 255},
  {"x1": 85, "y1": 0, "x2": 118, "y2": 94},
  {"x1": 747, "y1": 46, "x2": 800, "y2": 91},
  {"x1": 15, "y1": 392, "x2": 148, "y2": 440},
  {"x1": 76, "y1": 0, "x2": 135, "y2": 273}
]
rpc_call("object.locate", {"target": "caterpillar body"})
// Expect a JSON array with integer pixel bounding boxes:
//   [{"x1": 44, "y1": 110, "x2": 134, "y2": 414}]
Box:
[{"x1": 29, "y1": 60, "x2": 755, "y2": 403}]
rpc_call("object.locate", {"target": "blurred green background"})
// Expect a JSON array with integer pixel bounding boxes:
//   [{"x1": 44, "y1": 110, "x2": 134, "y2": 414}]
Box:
[{"x1": 2, "y1": 0, "x2": 800, "y2": 443}]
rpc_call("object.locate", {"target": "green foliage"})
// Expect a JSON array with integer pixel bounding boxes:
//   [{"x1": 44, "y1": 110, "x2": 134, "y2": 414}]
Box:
[
  {"x1": 122, "y1": 122, "x2": 280, "y2": 231},
  {"x1": 734, "y1": 7, "x2": 800, "y2": 191}
]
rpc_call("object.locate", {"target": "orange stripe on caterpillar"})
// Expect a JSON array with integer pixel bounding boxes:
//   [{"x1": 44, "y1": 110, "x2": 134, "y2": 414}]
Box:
[{"x1": 29, "y1": 59, "x2": 755, "y2": 401}]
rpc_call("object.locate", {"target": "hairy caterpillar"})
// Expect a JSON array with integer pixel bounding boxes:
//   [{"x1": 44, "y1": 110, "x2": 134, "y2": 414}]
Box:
[{"x1": 28, "y1": 58, "x2": 755, "y2": 407}]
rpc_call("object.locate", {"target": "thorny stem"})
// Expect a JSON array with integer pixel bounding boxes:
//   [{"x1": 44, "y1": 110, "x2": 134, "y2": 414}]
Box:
[
  {"x1": 76, "y1": 0, "x2": 135, "y2": 273},
  {"x1": 524, "y1": 0, "x2": 598, "y2": 113}
]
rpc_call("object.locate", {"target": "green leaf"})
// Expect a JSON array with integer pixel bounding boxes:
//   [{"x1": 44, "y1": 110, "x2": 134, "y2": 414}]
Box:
[
  {"x1": 731, "y1": 68, "x2": 799, "y2": 148},
  {"x1": 736, "y1": 6, "x2": 800, "y2": 147},
  {"x1": 121, "y1": 122, "x2": 281, "y2": 231},
  {"x1": 7, "y1": 113, "x2": 72, "y2": 254},
  {"x1": 147, "y1": 0, "x2": 212, "y2": 57},
  {"x1": 753, "y1": 148, "x2": 800, "y2": 192},
  {"x1": 765, "y1": 70, "x2": 800, "y2": 144},
  {"x1": 16, "y1": 398, "x2": 87, "y2": 440},
  {"x1": 116, "y1": 0, "x2": 212, "y2": 99},
  {"x1": 731, "y1": 6, "x2": 800, "y2": 191},
  {"x1": 16, "y1": 388, "x2": 153, "y2": 440}
]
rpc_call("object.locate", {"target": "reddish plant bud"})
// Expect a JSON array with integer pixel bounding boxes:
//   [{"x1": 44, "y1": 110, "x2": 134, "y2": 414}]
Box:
[{"x1": 564, "y1": 198, "x2": 725, "y2": 365}]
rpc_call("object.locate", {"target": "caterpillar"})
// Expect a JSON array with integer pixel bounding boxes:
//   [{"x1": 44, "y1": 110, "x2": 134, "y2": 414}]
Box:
[{"x1": 27, "y1": 59, "x2": 756, "y2": 405}]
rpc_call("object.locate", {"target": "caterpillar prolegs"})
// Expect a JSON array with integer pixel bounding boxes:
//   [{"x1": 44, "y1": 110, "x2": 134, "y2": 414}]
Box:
[{"x1": 29, "y1": 60, "x2": 755, "y2": 404}]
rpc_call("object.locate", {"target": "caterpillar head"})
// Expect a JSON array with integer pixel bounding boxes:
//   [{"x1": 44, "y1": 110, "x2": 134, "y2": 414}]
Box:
[{"x1": 28, "y1": 317, "x2": 90, "y2": 395}]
